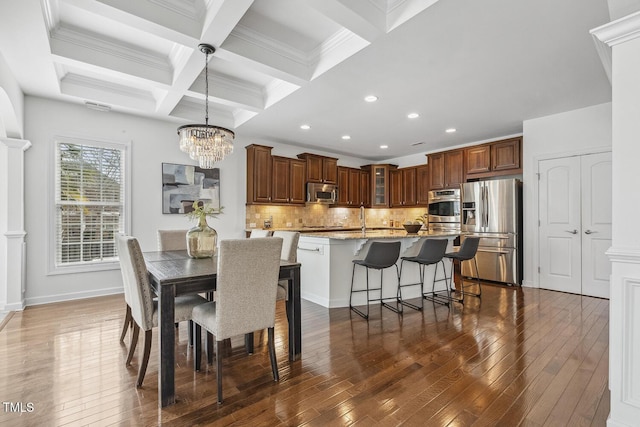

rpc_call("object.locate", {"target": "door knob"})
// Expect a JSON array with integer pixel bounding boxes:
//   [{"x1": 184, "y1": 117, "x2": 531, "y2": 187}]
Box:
[{"x1": 565, "y1": 229, "x2": 578, "y2": 234}]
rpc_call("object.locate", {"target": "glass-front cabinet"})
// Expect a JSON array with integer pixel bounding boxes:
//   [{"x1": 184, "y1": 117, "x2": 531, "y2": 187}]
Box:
[{"x1": 363, "y1": 164, "x2": 397, "y2": 208}]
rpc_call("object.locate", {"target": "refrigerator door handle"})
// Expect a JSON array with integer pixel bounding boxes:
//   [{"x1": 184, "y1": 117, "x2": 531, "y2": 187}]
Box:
[{"x1": 483, "y1": 185, "x2": 489, "y2": 230}]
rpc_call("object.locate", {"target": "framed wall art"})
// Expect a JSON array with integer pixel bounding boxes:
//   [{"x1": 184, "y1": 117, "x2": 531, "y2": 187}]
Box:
[{"x1": 161, "y1": 163, "x2": 220, "y2": 214}]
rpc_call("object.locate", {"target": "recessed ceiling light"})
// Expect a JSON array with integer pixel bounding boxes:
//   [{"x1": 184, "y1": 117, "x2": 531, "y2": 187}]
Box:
[
  {"x1": 300, "y1": 124, "x2": 310, "y2": 130},
  {"x1": 445, "y1": 128, "x2": 456, "y2": 133},
  {"x1": 407, "y1": 113, "x2": 419, "y2": 119},
  {"x1": 380, "y1": 145, "x2": 388, "y2": 149},
  {"x1": 341, "y1": 135, "x2": 351, "y2": 140},
  {"x1": 364, "y1": 95, "x2": 378, "y2": 102}
]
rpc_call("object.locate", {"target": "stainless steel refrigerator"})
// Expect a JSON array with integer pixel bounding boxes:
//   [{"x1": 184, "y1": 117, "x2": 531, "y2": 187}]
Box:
[{"x1": 460, "y1": 178, "x2": 522, "y2": 285}]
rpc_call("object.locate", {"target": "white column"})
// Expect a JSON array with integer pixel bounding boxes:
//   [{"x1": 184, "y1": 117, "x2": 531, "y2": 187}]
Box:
[
  {"x1": 0, "y1": 138, "x2": 31, "y2": 311},
  {"x1": 592, "y1": 11, "x2": 640, "y2": 427}
]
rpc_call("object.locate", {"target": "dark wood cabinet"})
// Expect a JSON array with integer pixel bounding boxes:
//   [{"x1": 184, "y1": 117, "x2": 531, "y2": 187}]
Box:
[
  {"x1": 390, "y1": 167, "x2": 417, "y2": 207},
  {"x1": 465, "y1": 137, "x2": 522, "y2": 178},
  {"x1": 246, "y1": 144, "x2": 272, "y2": 204},
  {"x1": 491, "y1": 137, "x2": 521, "y2": 172},
  {"x1": 360, "y1": 170, "x2": 370, "y2": 207},
  {"x1": 429, "y1": 150, "x2": 464, "y2": 190},
  {"x1": 336, "y1": 167, "x2": 367, "y2": 206},
  {"x1": 363, "y1": 164, "x2": 397, "y2": 208},
  {"x1": 297, "y1": 153, "x2": 338, "y2": 184},
  {"x1": 272, "y1": 156, "x2": 306, "y2": 205},
  {"x1": 416, "y1": 164, "x2": 430, "y2": 205}
]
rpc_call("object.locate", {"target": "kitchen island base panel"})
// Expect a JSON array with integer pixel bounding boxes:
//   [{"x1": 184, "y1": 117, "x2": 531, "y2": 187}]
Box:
[{"x1": 298, "y1": 232, "x2": 458, "y2": 309}]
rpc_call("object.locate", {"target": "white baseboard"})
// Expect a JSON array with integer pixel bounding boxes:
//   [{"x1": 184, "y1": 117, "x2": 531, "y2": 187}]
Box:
[
  {"x1": 25, "y1": 287, "x2": 124, "y2": 307},
  {"x1": 1, "y1": 301, "x2": 25, "y2": 311},
  {"x1": 521, "y1": 280, "x2": 536, "y2": 288}
]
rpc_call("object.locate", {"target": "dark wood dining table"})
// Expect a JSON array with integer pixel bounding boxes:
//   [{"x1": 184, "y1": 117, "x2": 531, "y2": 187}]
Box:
[{"x1": 144, "y1": 250, "x2": 302, "y2": 408}]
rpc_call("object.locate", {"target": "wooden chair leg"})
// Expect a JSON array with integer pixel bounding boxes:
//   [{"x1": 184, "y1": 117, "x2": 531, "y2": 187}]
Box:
[
  {"x1": 136, "y1": 330, "x2": 152, "y2": 387},
  {"x1": 216, "y1": 339, "x2": 223, "y2": 404},
  {"x1": 245, "y1": 332, "x2": 254, "y2": 354},
  {"x1": 193, "y1": 322, "x2": 202, "y2": 371},
  {"x1": 126, "y1": 323, "x2": 140, "y2": 365},
  {"x1": 206, "y1": 332, "x2": 214, "y2": 365},
  {"x1": 188, "y1": 320, "x2": 194, "y2": 347},
  {"x1": 268, "y1": 327, "x2": 279, "y2": 382},
  {"x1": 120, "y1": 305, "x2": 132, "y2": 342}
]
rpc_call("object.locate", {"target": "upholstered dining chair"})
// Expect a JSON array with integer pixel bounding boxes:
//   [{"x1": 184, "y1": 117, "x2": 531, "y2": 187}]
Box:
[
  {"x1": 157, "y1": 229, "x2": 188, "y2": 251},
  {"x1": 271, "y1": 231, "x2": 300, "y2": 305},
  {"x1": 191, "y1": 237, "x2": 283, "y2": 403},
  {"x1": 249, "y1": 229, "x2": 271, "y2": 238},
  {"x1": 116, "y1": 234, "x2": 207, "y2": 387}
]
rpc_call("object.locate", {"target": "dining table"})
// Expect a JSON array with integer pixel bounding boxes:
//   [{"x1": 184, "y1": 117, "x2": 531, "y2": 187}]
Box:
[{"x1": 144, "y1": 250, "x2": 302, "y2": 408}]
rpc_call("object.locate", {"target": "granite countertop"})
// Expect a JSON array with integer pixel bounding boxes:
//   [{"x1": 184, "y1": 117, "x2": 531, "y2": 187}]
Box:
[
  {"x1": 299, "y1": 229, "x2": 459, "y2": 240},
  {"x1": 246, "y1": 226, "x2": 409, "y2": 233}
]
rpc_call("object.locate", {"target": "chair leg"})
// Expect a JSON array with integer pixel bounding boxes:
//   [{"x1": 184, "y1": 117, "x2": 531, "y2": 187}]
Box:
[
  {"x1": 350, "y1": 264, "x2": 369, "y2": 319},
  {"x1": 136, "y1": 330, "x2": 152, "y2": 387},
  {"x1": 216, "y1": 339, "x2": 223, "y2": 404},
  {"x1": 267, "y1": 327, "x2": 279, "y2": 382},
  {"x1": 120, "y1": 305, "x2": 132, "y2": 342},
  {"x1": 461, "y1": 257, "x2": 482, "y2": 297},
  {"x1": 380, "y1": 265, "x2": 402, "y2": 314},
  {"x1": 126, "y1": 323, "x2": 140, "y2": 365},
  {"x1": 206, "y1": 332, "x2": 214, "y2": 365},
  {"x1": 188, "y1": 320, "x2": 194, "y2": 347},
  {"x1": 245, "y1": 332, "x2": 255, "y2": 354},
  {"x1": 193, "y1": 322, "x2": 202, "y2": 371}
]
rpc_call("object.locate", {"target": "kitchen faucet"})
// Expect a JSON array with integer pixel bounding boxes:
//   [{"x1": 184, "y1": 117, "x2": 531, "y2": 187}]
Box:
[{"x1": 360, "y1": 205, "x2": 366, "y2": 233}]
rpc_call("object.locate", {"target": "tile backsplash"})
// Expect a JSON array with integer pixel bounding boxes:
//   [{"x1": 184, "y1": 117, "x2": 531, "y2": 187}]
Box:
[{"x1": 246, "y1": 204, "x2": 428, "y2": 229}]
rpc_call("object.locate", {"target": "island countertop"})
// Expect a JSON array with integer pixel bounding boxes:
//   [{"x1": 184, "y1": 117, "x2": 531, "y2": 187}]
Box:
[{"x1": 299, "y1": 229, "x2": 459, "y2": 240}]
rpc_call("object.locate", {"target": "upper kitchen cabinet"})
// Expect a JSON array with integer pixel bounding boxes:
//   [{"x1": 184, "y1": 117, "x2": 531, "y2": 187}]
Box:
[
  {"x1": 336, "y1": 167, "x2": 367, "y2": 207},
  {"x1": 428, "y1": 149, "x2": 464, "y2": 190},
  {"x1": 246, "y1": 144, "x2": 272, "y2": 204},
  {"x1": 390, "y1": 167, "x2": 417, "y2": 207},
  {"x1": 272, "y1": 156, "x2": 306, "y2": 205},
  {"x1": 297, "y1": 153, "x2": 338, "y2": 184},
  {"x1": 415, "y1": 164, "x2": 430, "y2": 205},
  {"x1": 465, "y1": 137, "x2": 522, "y2": 178},
  {"x1": 363, "y1": 164, "x2": 398, "y2": 208}
]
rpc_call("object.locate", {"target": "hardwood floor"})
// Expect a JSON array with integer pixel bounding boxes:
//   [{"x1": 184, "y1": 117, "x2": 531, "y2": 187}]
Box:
[{"x1": 0, "y1": 284, "x2": 609, "y2": 426}]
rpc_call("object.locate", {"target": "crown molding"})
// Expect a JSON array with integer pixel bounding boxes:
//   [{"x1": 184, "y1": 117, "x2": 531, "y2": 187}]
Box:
[
  {"x1": 61, "y1": 73, "x2": 155, "y2": 102},
  {"x1": 591, "y1": 10, "x2": 640, "y2": 46},
  {"x1": 230, "y1": 24, "x2": 310, "y2": 67},
  {"x1": 148, "y1": 0, "x2": 204, "y2": 22},
  {"x1": 607, "y1": 246, "x2": 640, "y2": 264}
]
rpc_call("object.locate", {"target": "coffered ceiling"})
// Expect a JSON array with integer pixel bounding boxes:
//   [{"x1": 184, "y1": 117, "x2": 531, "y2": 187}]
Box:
[{"x1": 0, "y1": 0, "x2": 612, "y2": 160}]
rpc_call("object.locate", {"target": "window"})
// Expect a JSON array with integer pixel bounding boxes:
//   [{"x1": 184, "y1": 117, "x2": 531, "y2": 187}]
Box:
[{"x1": 52, "y1": 137, "x2": 129, "y2": 272}]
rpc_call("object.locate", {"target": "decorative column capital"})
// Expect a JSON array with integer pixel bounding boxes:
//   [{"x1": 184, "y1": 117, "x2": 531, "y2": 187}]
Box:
[
  {"x1": 591, "y1": 10, "x2": 640, "y2": 47},
  {"x1": 0, "y1": 137, "x2": 31, "y2": 151}
]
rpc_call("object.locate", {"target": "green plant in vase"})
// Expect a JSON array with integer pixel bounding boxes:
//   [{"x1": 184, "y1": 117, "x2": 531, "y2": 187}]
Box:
[{"x1": 185, "y1": 200, "x2": 222, "y2": 258}]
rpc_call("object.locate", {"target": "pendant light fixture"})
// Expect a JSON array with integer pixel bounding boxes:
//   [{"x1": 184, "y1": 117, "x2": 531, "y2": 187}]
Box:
[{"x1": 178, "y1": 44, "x2": 234, "y2": 169}]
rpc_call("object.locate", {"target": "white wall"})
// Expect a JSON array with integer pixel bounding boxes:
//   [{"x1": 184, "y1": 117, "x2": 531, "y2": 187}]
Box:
[
  {"x1": 23, "y1": 96, "x2": 251, "y2": 305},
  {"x1": 522, "y1": 102, "x2": 612, "y2": 287},
  {"x1": 0, "y1": 53, "x2": 24, "y2": 139}
]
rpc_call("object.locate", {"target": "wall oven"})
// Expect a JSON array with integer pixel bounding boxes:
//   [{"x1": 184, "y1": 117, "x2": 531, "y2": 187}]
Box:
[{"x1": 428, "y1": 189, "x2": 461, "y2": 231}]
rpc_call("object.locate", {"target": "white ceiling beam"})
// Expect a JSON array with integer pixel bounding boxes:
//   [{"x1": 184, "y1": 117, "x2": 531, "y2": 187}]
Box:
[
  {"x1": 155, "y1": 0, "x2": 254, "y2": 117},
  {"x1": 303, "y1": 0, "x2": 386, "y2": 41},
  {"x1": 62, "y1": 0, "x2": 200, "y2": 46}
]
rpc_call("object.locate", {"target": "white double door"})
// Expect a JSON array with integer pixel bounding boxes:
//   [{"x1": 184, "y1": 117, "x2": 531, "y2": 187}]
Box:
[{"x1": 538, "y1": 151, "x2": 612, "y2": 298}]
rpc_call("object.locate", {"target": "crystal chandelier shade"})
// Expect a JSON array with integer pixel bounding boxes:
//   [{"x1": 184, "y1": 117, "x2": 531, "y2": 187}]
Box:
[{"x1": 178, "y1": 44, "x2": 234, "y2": 168}]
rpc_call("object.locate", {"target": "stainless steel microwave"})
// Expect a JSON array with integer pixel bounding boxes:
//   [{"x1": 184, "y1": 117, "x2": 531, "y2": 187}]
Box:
[{"x1": 306, "y1": 182, "x2": 337, "y2": 204}]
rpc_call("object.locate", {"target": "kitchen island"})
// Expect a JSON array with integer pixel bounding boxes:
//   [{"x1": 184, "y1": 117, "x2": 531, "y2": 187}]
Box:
[{"x1": 297, "y1": 230, "x2": 459, "y2": 308}]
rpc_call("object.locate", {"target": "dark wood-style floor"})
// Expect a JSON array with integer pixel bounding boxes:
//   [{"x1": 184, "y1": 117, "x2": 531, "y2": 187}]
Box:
[{"x1": 0, "y1": 284, "x2": 609, "y2": 426}]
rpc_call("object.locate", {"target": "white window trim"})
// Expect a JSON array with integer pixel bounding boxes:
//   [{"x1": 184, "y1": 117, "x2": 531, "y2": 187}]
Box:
[{"x1": 48, "y1": 134, "x2": 131, "y2": 275}]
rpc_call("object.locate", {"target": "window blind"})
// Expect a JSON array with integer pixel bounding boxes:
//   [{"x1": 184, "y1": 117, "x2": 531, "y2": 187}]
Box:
[{"x1": 55, "y1": 140, "x2": 126, "y2": 266}]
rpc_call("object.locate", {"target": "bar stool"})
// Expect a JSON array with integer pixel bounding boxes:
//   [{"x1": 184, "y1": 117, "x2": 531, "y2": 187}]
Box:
[
  {"x1": 444, "y1": 236, "x2": 481, "y2": 299},
  {"x1": 398, "y1": 239, "x2": 448, "y2": 310},
  {"x1": 349, "y1": 241, "x2": 402, "y2": 319}
]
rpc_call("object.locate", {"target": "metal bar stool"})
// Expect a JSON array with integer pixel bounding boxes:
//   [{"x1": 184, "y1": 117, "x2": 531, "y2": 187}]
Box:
[
  {"x1": 349, "y1": 241, "x2": 402, "y2": 319},
  {"x1": 398, "y1": 239, "x2": 448, "y2": 310},
  {"x1": 444, "y1": 236, "x2": 481, "y2": 299}
]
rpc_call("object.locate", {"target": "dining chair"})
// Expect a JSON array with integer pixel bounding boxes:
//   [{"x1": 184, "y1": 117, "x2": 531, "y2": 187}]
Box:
[
  {"x1": 191, "y1": 237, "x2": 283, "y2": 403},
  {"x1": 116, "y1": 234, "x2": 207, "y2": 387},
  {"x1": 349, "y1": 241, "x2": 402, "y2": 319},
  {"x1": 398, "y1": 239, "x2": 449, "y2": 309},
  {"x1": 249, "y1": 229, "x2": 271, "y2": 238},
  {"x1": 157, "y1": 229, "x2": 188, "y2": 251},
  {"x1": 271, "y1": 231, "x2": 300, "y2": 305}
]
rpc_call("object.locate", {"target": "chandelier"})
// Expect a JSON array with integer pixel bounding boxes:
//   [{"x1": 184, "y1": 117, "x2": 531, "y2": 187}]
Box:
[{"x1": 178, "y1": 44, "x2": 234, "y2": 169}]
